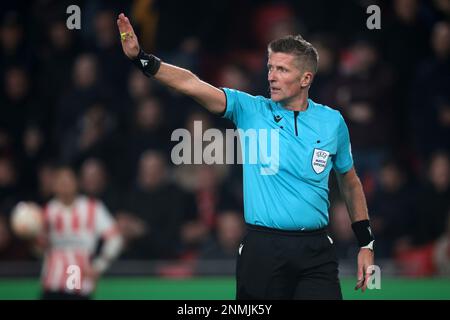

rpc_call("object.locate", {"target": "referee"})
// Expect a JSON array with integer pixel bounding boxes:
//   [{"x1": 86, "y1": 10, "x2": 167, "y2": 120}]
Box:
[{"x1": 117, "y1": 13, "x2": 374, "y2": 300}]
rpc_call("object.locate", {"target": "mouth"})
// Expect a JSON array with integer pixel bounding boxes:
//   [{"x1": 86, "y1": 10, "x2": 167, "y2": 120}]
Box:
[{"x1": 270, "y1": 87, "x2": 281, "y2": 94}]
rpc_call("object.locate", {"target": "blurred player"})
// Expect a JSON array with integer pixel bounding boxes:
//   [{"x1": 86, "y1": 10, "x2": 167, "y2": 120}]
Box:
[{"x1": 37, "y1": 164, "x2": 123, "y2": 300}]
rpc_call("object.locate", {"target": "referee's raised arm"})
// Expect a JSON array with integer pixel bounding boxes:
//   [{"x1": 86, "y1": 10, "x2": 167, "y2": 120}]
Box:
[{"x1": 117, "y1": 13, "x2": 226, "y2": 115}]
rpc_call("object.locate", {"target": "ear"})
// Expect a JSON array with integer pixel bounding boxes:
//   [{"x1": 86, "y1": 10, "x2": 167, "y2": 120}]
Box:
[{"x1": 300, "y1": 71, "x2": 313, "y2": 88}]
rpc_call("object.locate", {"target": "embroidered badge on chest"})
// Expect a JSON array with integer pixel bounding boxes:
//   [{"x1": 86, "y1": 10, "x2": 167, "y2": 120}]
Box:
[{"x1": 312, "y1": 148, "x2": 330, "y2": 174}]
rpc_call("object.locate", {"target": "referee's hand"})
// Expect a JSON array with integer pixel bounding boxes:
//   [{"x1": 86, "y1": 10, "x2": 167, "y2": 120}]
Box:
[
  {"x1": 355, "y1": 248, "x2": 374, "y2": 292},
  {"x1": 117, "y1": 13, "x2": 140, "y2": 59}
]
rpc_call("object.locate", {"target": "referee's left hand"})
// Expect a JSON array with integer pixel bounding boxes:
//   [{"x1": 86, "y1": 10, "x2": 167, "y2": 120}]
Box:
[{"x1": 355, "y1": 248, "x2": 374, "y2": 292}]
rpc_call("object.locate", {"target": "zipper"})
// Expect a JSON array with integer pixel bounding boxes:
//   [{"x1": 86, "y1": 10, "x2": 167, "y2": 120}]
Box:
[{"x1": 293, "y1": 111, "x2": 299, "y2": 136}]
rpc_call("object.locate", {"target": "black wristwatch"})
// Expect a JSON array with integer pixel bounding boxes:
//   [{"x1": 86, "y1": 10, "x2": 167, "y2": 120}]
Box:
[{"x1": 361, "y1": 240, "x2": 375, "y2": 251}]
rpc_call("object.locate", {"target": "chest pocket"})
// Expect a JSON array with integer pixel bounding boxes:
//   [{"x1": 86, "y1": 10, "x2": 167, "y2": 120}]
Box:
[{"x1": 302, "y1": 137, "x2": 337, "y2": 182}]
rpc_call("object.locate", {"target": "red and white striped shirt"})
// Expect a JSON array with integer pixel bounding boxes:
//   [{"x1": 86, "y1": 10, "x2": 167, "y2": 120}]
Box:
[{"x1": 41, "y1": 196, "x2": 118, "y2": 295}]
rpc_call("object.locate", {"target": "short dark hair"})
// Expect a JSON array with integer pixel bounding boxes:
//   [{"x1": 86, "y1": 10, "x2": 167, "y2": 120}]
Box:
[{"x1": 268, "y1": 35, "x2": 319, "y2": 74}]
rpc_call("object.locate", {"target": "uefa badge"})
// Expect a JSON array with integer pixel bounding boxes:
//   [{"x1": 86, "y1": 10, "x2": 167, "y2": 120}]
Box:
[{"x1": 311, "y1": 148, "x2": 330, "y2": 174}]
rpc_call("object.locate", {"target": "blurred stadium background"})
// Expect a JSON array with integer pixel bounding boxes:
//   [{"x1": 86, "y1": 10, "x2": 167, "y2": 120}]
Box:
[{"x1": 0, "y1": 0, "x2": 449, "y2": 299}]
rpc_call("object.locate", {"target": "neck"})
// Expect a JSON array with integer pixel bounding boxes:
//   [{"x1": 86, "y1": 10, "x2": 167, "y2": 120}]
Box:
[{"x1": 281, "y1": 91, "x2": 309, "y2": 111}]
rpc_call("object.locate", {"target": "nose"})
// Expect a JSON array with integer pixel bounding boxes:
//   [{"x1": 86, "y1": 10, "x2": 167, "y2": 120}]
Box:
[{"x1": 268, "y1": 70, "x2": 276, "y2": 82}]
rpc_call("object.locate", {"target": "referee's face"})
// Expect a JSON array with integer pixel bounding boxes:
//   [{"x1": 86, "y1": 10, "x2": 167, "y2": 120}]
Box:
[{"x1": 267, "y1": 52, "x2": 305, "y2": 104}]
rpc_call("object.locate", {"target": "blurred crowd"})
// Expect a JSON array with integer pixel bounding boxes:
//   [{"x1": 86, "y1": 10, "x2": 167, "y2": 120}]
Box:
[{"x1": 0, "y1": 0, "x2": 449, "y2": 277}]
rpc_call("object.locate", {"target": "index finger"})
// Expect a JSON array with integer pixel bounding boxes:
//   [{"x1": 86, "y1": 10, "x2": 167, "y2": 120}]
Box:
[
  {"x1": 354, "y1": 276, "x2": 364, "y2": 290},
  {"x1": 361, "y1": 275, "x2": 369, "y2": 292},
  {"x1": 117, "y1": 13, "x2": 133, "y2": 34}
]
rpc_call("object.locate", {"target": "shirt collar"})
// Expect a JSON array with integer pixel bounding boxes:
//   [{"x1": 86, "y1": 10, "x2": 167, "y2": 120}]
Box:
[{"x1": 273, "y1": 98, "x2": 314, "y2": 114}]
